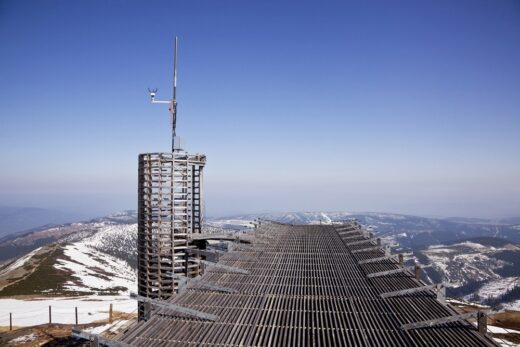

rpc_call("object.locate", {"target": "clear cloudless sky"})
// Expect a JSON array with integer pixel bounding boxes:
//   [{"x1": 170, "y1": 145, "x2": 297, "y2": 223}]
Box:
[{"x1": 0, "y1": 0, "x2": 519, "y2": 219}]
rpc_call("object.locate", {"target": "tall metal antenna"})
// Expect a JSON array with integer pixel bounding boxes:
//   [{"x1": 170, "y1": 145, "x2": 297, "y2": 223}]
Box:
[
  {"x1": 148, "y1": 36, "x2": 181, "y2": 152},
  {"x1": 172, "y1": 36, "x2": 178, "y2": 143},
  {"x1": 173, "y1": 36, "x2": 177, "y2": 101}
]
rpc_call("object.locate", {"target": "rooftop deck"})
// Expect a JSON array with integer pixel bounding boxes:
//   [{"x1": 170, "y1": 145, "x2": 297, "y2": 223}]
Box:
[{"x1": 119, "y1": 222, "x2": 497, "y2": 346}]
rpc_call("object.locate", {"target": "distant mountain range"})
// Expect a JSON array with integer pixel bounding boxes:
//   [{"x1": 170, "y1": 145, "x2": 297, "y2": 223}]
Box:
[
  {"x1": 0, "y1": 206, "x2": 92, "y2": 239},
  {"x1": 1, "y1": 210, "x2": 520, "y2": 308},
  {"x1": 218, "y1": 211, "x2": 520, "y2": 248}
]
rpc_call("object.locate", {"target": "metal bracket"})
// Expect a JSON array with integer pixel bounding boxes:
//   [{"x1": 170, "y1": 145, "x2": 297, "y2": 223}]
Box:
[
  {"x1": 190, "y1": 279, "x2": 237, "y2": 294},
  {"x1": 358, "y1": 254, "x2": 399, "y2": 265},
  {"x1": 336, "y1": 226, "x2": 357, "y2": 232},
  {"x1": 228, "y1": 243, "x2": 255, "y2": 252},
  {"x1": 165, "y1": 272, "x2": 235, "y2": 293},
  {"x1": 254, "y1": 232, "x2": 274, "y2": 240},
  {"x1": 193, "y1": 259, "x2": 250, "y2": 274},
  {"x1": 367, "y1": 266, "x2": 414, "y2": 278},
  {"x1": 400, "y1": 309, "x2": 504, "y2": 331},
  {"x1": 236, "y1": 235, "x2": 269, "y2": 245},
  {"x1": 351, "y1": 245, "x2": 383, "y2": 254},
  {"x1": 72, "y1": 328, "x2": 133, "y2": 347},
  {"x1": 380, "y1": 283, "x2": 443, "y2": 298},
  {"x1": 338, "y1": 230, "x2": 362, "y2": 237},
  {"x1": 164, "y1": 272, "x2": 188, "y2": 293},
  {"x1": 186, "y1": 248, "x2": 222, "y2": 262},
  {"x1": 342, "y1": 235, "x2": 367, "y2": 241},
  {"x1": 129, "y1": 292, "x2": 218, "y2": 321},
  {"x1": 346, "y1": 238, "x2": 374, "y2": 246}
]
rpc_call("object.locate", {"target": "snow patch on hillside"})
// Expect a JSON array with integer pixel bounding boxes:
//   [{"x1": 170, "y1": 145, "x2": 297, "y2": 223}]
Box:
[
  {"x1": 0, "y1": 247, "x2": 41, "y2": 275},
  {"x1": 457, "y1": 241, "x2": 490, "y2": 250},
  {"x1": 55, "y1": 223, "x2": 137, "y2": 292},
  {"x1": 308, "y1": 213, "x2": 332, "y2": 225},
  {"x1": 83, "y1": 223, "x2": 137, "y2": 254},
  {"x1": 475, "y1": 277, "x2": 520, "y2": 301},
  {"x1": 423, "y1": 241, "x2": 512, "y2": 287},
  {"x1": 55, "y1": 243, "x2": 135, "y2": 293},
  {"x1": 504, "y1": 299, "x2": 520, "y2": 311},
  {"x1": 427, "y1": 245, "x2": 456, "y2": 253}
]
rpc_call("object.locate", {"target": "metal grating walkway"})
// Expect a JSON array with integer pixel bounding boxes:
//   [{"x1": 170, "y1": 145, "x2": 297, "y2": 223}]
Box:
[{"x1": 119, "y1": 222, "x2": 497, "y2": 346}]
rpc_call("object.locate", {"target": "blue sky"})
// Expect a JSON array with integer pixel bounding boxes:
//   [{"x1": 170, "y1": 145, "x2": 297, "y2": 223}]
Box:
[{"x1": 0, "y1": 0, "x2": 519, "y2": 218}]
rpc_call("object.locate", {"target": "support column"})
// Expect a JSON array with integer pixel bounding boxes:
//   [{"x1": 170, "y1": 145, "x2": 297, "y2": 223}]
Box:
[{"x1": 478, "y1": 312, "x2": 488, "y2": 335}]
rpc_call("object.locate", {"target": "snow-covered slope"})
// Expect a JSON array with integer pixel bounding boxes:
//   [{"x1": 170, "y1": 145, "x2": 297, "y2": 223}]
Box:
[
  {"x1": 423, "y1": 241, "x2": 514, "y2": 283},
  {"x1": 77, "y1": 223, "x2": 138, "y2": 268},
  {"x1": 0, "y1": 221, "x2": 137, "y2": 297},
  {"x1": 54, "y1": 236, "x2": 136, "y2": 295},
  {"x1": 415, "y1": 238, "x2": 520, "y2": 308},
  {"x1": 0, "y1": 247, "x2": 41, "y2": 277},
  {"x1": 0, "y1": 214, "x2": 140, "y2": 330}
]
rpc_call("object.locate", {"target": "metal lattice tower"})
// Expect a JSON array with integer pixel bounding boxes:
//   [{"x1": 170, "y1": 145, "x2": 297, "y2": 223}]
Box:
[{"x1": 138, "y1": 38, "x2": 206, "y2": 321}]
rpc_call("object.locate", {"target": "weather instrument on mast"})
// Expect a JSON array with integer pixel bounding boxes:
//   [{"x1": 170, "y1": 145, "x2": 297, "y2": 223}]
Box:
[{"x1": 148, "y1": 36, "x2": 181, "y2": 152}]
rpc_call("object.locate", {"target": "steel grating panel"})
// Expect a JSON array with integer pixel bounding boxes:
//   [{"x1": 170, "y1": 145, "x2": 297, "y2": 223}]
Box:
[{"x1": 121, "y1": 222, "x2": 498, "y2": 346}]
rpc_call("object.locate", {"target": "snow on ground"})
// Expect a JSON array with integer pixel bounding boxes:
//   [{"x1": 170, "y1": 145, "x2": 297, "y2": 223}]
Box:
[
  {"x1": 427, "y1": 245, "x2": 456, "y2": 253},
  {"x1": 306, "y1": 213, "x2": 333, "y2": 225},
  {"x1": 493, "y1": 340, "x2": 520, "y2": 347},
  {"x1": 504, "y1": 300, "x2": 520, "y2": 311},
  {"x1": 426, "y1": 252, "x2": 451, "y2": 277},
  {"x1": 489, "y1": 325, "x2": 520, "y2": 347},
  {"x1": 319, "y1": 213, "x2": 332, "y2": 224},
  {"x1": 475, "y1": 277, "x2": 520, "y2": 300},
  {"x1": 423, "y1": 241, "x2": 510, "y2": 287},
  {"x1": 457, "y1": 241, "x2": 490, "y2": 250},
  {"x1": 85, "y1": 319, "x2": 130, "y2": 335},
  {"x1": 0, "y1": 296, "x2": 136, "y2": 326},
  {"x1": 0, "y1": 247, "x2": 42, "y2": 276},
  {"x1": 9, "y1": 333, "x2": 37, "y2": 344},
  {"x1": 446, "y1": 298, "x2": 490, "y2": 308},
  {"x1": 82, "y1": 223, "x2": 137, "y2": 251},
  {"x1": 54, "y1": 241, "x2": 136, "y2": 293},
  {"x1": 488, "y1": 325, "x2": 520, "y2": 335},
  {"x1": 52, "y1": 222, "x2": 137, "y2": 294}
]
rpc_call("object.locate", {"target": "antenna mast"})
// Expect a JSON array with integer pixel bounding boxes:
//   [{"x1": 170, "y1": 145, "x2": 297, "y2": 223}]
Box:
[
  {"x1": 172, "y1": 36, "x2": 178, "y2": 147},
  {"x1": 148, "y1": 36, "x2": 181, "y2": 152}
]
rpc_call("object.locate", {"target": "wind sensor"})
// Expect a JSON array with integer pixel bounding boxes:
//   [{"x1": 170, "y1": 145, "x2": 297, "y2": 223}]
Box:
[{"x1": 148, "y1": 36, "x2": 181, "y2": 152}]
